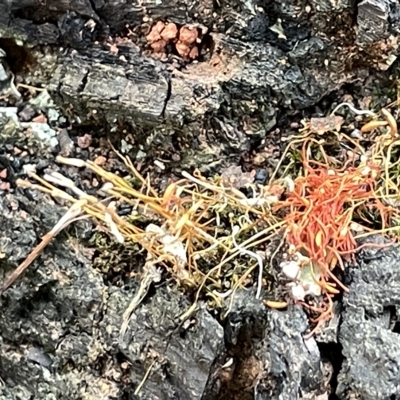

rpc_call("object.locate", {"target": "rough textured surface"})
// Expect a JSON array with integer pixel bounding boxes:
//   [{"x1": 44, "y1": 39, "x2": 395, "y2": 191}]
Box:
[
  {"x1": 0, "y1": 0, "x2": 398, "y2": 134},
  {"x1": 338, "y1": 236, "x2": 400, "y2": 400},
  {"x1": 0, "y1": 192, "x2": 106, "y2": 399},
  {"x1": 104, "y1": 289, "x2": 225, "y2": 400},
  {"x1": 258, "y1": 306, "x2": 331, "y2": 400},
  {"x1": 0, "y1": 188, "x2": 225, "y2": 399},
  {"x1": 3, "y1": 0, "x2": 400, "y2": 399},
  {"x1": 0, "y1": 0, "x2": 398, "y2": 179},
  {"x1": 0, "y1": 186, "x2": 328, "y2": 399},
  {"x1": 214, "y1": 291, "x2": 329, "y2": 400},
  {"x1": 3, "y1": 116, "x2": 322, "y2": 399}
]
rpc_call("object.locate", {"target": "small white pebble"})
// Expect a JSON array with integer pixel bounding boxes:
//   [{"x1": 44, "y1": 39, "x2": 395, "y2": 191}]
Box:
[
  {"x1": 100, "y1": 182, "x2": 114, "y2": 192},
  {"x1": 303, "y1": 282, "x2": 322, "y2": 297},
  {"x1": 23, "y1": 164, "x2": 36, "y2": 174},
  {"x1": 154, "y1": 160, "x2": 165, "y2": 170},
  {"x1": 291, "y1": 284, "x2": 306, "y2": 301},
  {"x1": 350, "y1": 129, "x2": 362, "y2": 139},
  {"x1": 280, "y1": 260, "x2": 300, "y2": 280}
]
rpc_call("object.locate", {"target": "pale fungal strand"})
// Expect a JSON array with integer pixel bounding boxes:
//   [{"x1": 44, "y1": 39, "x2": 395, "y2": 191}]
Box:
[
  {"x1": 330, "y1": 102, "x2": 376, "y2": 117},
  {"x1": 43, "y1": 172, "x2": 88, "y2": 199},
  {"x1": 43, "y1": 172, "x2": 76, "y2": 189},
  {"x1": 56, "y1": 155, "x2": 86, "y2": 168}
]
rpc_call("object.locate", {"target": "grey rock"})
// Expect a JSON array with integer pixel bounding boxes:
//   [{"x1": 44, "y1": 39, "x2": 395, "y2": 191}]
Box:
[
  {"x1": 0, "y1": 106, "x2": 59, "y2": 150},
  {"x1": 0, "y1": 50, "x2": 20, "y2": 99},
  {"x1": 357, "y1": 0, "x2": 391, "y2": 44},
  {"x1": 256, "y1": 306, "x2": 330, "y2": 400},
  {"x1": 0, "y1": 192, "x2": 107, "y2": 398},
  {"x1": 18, "y1": 103, "x2": 37, "y2": 121},
  {"x1": 219, "y1": 291, "x2": 330, "y2": 400},
  {"x1": 20, "y1": 122, "x2": 58, "y2": 148},
  {"x1": 29, "y1": 90, "x2": 55, "y2": 110},
  {"x1": 27, "y1": 347, "x2": 53, "y2": 368},
  {"x1": 0, "y1": 107, "x2": 18, "y2": 123},
  {"x1": 113, "y1": 287, "x2": 224, "y2": 400},
  {"x1": 338, "y1": 236, "x2": 400, "y2": 399},
  {"x1": 315, "y1": 302, "x2": 341, "y2": 344},
  {"x1": 57, "y1": 128, "x2": 74, "y2": 156},
  {"x1": 309, "y1": 0, "x2": 354, "y2": 12}
]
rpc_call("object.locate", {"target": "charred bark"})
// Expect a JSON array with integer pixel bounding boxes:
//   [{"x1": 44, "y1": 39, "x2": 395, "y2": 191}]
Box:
[
  {"x1": 1, "y1": 0, "x2": 399, "y2": 132},
  {"x1": 1, "y1": 1, "x2": 400, "y2": 399}
]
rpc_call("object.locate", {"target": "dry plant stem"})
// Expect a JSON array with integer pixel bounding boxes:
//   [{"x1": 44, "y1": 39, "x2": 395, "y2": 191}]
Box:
[
  {"x1": 264, "y1": 108, "x2": 400, "y2": 336},
  {"x1": 97, "y1": 172, "x2": 232, "y2": 250},
  {"x1": 231, "y1": 225, "x2": 264, "y2": 299},
  {"x1": 211, "y1": 225, "x2": 284, "y2": 278},
  {"x1": 21, "y1": 157, "x2": 288, "y2": 325},
  {"x1": 20, "y1": 176, "x2": 148, "y2": 247},
  {"x1": 38, "y1": 173, "x2": 145, "y2": 237},
  {"x1": 179, "y1": 258, "x2": 230, "y2": 321},
  {"x1": 382, "y1": 140, "x2": 399, "y2": 197},
  {"x1": 0, "y1": 201, "x2": 86, "y2": 293},
  {"x1": 269, "y1": 138, "x2": 311, "y2": 184},
  {"x1": 181, "y1": 226, "x2": 282, "y2": 322},
  {"x1": 134, "y1": 359, "x2": 157, "y2": 395},
  {"x1": 232, "y1": 221, "x2": 285, "y2": 250},
  {"x1": 17, "y1": 83, "x2": 46, "y2": 92},
  {"x1": 107, "y1": 187, "x2": 172, "y2": 219},
  {"x1": 181, "y1": 171, "x2": 255, "y2": 209},
  {"x1": 223, "y1": 261, "x2": 258, "y2": 319},
  {"x1": 280, "y1": 133, "x2": 400, "y2": 333},
  {"x1": 381, "y1": 108, "x2": 398, "y2": 137},
  {"x1": 120, "y1": 266, "x2": 157, "y2": 338},
  {"x1": 107, "y1": 140, "x2": 160, "y2": 198},
  {"x1": 340, "y1": 133, "x2": 368, "y2": 156}
]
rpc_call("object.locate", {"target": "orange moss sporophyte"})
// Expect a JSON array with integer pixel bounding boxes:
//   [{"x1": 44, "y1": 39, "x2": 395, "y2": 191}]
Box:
[{"x1": 273, "y1": 140, "x2": 395, "y2": 336}]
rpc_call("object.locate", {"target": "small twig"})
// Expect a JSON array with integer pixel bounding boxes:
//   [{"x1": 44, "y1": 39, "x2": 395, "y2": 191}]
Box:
[
  {"x1": 134, "y1": 358, "x2": 157, "y2": 395},
  {"x1": 107, "y1": 140, "x2": 159, "y2": 198},
  {"x1": 0, "y1": 201, "x2": 86, "y2": 293},
  {"x1": 17, "y1": 83, "x2": 46, "y2": 92}
]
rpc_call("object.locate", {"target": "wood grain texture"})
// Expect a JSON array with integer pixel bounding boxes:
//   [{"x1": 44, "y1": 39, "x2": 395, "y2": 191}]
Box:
[{"x1": 0, "y1": 0, "x2": 398, "y2": 162}]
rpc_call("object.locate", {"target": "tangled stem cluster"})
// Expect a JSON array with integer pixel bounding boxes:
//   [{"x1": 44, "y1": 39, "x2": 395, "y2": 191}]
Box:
[
  {"x1": 5, "y1": 105, "x2": 400, "y2": 338},
  {"x1": 274, "y1": 112, "x2": 400, "y2": 335}
]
